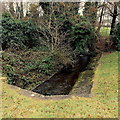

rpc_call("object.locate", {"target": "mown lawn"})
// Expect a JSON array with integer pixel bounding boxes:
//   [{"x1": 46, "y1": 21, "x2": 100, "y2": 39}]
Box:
[{"x1": 1, "y1": 52, "x2": 118, "y2": 118}]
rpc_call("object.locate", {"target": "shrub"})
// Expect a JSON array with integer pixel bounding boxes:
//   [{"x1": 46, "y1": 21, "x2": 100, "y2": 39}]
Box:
[
  {"x1": 114, "y1": 23, "x2": 120, "y2": 51},
  {"x1": 1, "y1": 13, "x2": 38, "y2": 50},
  {"x1": 2, "y1": 64, "x2": 18, "y2": 85},
  {"x1": 71, "y1": 16, "x2": 95, "y2": 53},
  {"x1": 2, "y1": 50, "x2": 55, "y2": 89}
]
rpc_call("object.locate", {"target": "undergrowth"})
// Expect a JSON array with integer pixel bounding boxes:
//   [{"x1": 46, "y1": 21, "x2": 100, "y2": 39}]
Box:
[{"x1": 2, "y1": 48, "x2": 72, "y2": 90}]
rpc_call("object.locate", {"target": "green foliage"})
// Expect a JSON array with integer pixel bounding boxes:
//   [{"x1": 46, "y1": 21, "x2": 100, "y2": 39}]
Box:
[
  {"x1": 1, "y1": 12, "x2": 38, "y2": 50},
  {"x1": 23, "y1": 56, "x2": 53, "y2": 75},
  {"x1": 71, "y1": 16, "x2": 95, "y2": 53},
  {"x1": 1, "y1": 5, "x2": 96, "y2": 89},
  {"x1": 2, "y1": 50, "x2": 61, "y2": 89},
  {"x1": 114, "y1": 23, "x2": 120, "y2": 51},
  {"x1": 2, "y1": 64, "x2": 18, "y2": 85},
  {"x1": 83, "y1": 2, "x2": 98, "y2": 24},
  {"x1": 32, "y1": 46, "x2": 49, "y2": 52}
]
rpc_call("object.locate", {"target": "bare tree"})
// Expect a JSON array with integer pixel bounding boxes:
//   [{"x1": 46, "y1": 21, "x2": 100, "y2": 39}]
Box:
[
  {"x1": 110, "y1": 2, "x2": 119, "y2": 35},
  {"x1": 9, "y1": 2, "x2": 15, "y2": 18},
  {"x1": 39, "y1": 2, "x2": 79, "y2": 51},
  {"x1": 105, "y1": 2, "x2": 120, "y2": 35},
  {"x1": 96, "y1": 2, "x2": 106, "y2": 35},
  {"x1": 20, "y1": 2, "x2": 23, "y2": 19}
]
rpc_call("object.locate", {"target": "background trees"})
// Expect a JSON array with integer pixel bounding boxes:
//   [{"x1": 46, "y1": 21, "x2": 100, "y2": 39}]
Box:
[
  {"x1": 108, "y1": 2, "x2": 120, "y2": 35},
  {"x1": 1, "y1": 1, "x2": 120, "y2": 52},
  {"x1": 83, "y1": 2, "x2": 98, "y2": 25},
  {"x1": 38, "y1": 2, "x2": 80, "y2": 51}
]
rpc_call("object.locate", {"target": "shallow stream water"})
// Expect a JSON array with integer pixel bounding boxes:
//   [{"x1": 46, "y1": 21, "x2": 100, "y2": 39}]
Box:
[{"x1": 32, "y1": 54, "x2": 97, "y2": 96}]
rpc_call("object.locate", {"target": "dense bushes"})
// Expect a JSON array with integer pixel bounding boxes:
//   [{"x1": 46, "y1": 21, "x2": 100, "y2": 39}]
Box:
[
  {"x1": 1, "y1": 13, "x2": 38, "y2": 50},
  {"x1": 114, "y1": 23, "x2": 120, "y2": 51},
  {"x1": 1, "y1": 12, "x2": 95, "y2": 89},
  {"x1": 56, "y1": 16, "x2": 95, "y2": 54},
  {"x1": 2, "y1": 50, "x2": 62, "y2": 89},
  {"x1": 1, "y1": 12, "x2": 95, "y2": 54},
  {"x1": 71, "y1": 16, "x2": 95, "y2": 53}
]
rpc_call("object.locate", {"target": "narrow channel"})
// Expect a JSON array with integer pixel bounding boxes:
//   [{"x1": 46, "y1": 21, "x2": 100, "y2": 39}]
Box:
[{"x1": 32, "y1": 53, "x2": 101, "y2": 96}]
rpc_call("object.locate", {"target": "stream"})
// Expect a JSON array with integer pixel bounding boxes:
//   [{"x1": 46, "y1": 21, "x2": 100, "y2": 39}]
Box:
[{"x1": 32, "y1": 53, "x2": 101, "y2": 96}]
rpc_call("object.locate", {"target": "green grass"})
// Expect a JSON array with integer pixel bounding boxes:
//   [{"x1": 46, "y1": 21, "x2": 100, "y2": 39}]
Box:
[
  {"x1": 1, "y1": 52, "x2": 118, "y2": 118},
  {"x1": 99, "y1": 27, "x2": 110, "y2": 36}
]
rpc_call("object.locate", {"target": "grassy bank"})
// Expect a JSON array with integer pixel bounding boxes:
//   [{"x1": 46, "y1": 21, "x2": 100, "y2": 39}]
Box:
[{"x1": 1, "y1": 52, "x2": 118, "y2": 118}]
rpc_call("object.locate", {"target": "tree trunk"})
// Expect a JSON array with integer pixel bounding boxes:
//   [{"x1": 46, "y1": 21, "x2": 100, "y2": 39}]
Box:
[
  {"x1": 9, "y1": 2, "x2": 15, "y2": 18},
  {"x1": 20, "y1": 2, "x2": 23, "y2": 19},
  {"x1": 110, "y1": 3, "x2": 117, "y2": 35},
  {"x1": 96, "y1": 4, "x2": 104, "y2": 35}
]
